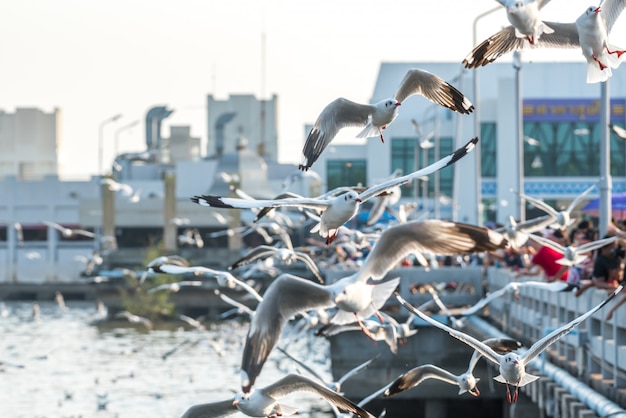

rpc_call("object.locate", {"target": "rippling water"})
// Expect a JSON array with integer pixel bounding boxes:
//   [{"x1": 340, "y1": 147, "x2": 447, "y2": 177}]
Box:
[{"x1": 0, "y1": 301, "x2": 332, "y2": 418}]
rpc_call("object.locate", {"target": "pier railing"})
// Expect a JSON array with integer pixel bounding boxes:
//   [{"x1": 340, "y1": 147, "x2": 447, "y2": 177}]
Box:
[{"x1": 486, "y1": 267, "x2": 626, "y2": 408}]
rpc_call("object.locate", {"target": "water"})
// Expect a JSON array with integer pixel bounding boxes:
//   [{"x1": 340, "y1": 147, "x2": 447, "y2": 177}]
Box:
[{"x1": 0, "y1": 301, "x2": 332, "y2": 418}]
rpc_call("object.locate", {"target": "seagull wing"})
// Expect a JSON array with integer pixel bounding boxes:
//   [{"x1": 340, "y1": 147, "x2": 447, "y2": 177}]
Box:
[
  {"x1": 522, "y1": 285, "x2": 623, "y2": 364},
  {"x1": 356, "y1": 219, "x2": 508, "y2": 281},
  {"x1": 383, "y1": 364, "x2": 460, "y2": 397},
  {"x1": 463, "y1": 22, "x2": 579, "y2": 68},
  {"x1": 565, "y1": 184, "x2": 596, "y2": 213},
  {"x1": 576, "y1": 236, "x2": 619, "y2": 254},
  {"x1": 293, "y1": 252, "x2": 325, "y2": 283},
  {"x1": 262, "y1": 374, "x2": 375, "y2": 418},
  {"x1": 395, "y1": 293, "x2": 502, "y2": 366},
  {"x1": 300, "y1": 98, "x2": 375, "y2": 171},
  {"x1": 458, "y1": 286, "x2": 509, "y2": 316},
  {"x1": 394, "y1": 68, "x2": 474, "y2": 114},
  {"x1": 336, "y1": 355, "x2": 379, "y2": 386},
  {"x1": 359, "y1": 137, "x2": 478, "y2": 202},
  {"x1": 229, "y1": 245, "x2": 278, "y2": 270},
  {"x1": 192, "y1": 195, "x2": 330, "y2": 211},
  {"x1": 602, "y1": 0, "x2": 626, "y2": 33},
  {"x1": 241, "y1": 274, "x2": 334, "y2": 393},
  {"x1": 180, "y1": 399, "x2": 239, "y2": 418}
]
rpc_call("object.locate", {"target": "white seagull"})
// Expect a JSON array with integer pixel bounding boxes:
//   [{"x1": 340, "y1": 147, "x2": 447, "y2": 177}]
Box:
[
  {"x1": 497, "y1": 0, "x2": 554, "y2": 44},
  {"x1": 180, "y1": 373, "x2": 375, "y2": 418},
  {"x1": 239, "y1": 218, "x2": 509, "y2": 393},
  {"x1": 527, "y1": 233, "x2": 619, "y2": 266},
  {"x1": 229, "y1": 245, "x2": 324, "y2": 284},
  {"x1": 193, "y1": 137, "x2": 478, "y2": 244},
  {"x1": 383, "y1": 338, "x2": 521, "y2": 398},
  {"x1": 464, "y1": 0, "x2": 626, "y2": 83},
  {"x1": 43, "y1": 220, "x2": 95, "y2": 239},
  {"x1": 516, "y1": 184, "x2": 596, "y2": 229},
  {"x1": 154, "y1": 264, "x2": 264, "y2": 303},
  {"x1": 396, "y1": 286, "x2": 623, "y2": 403},
  {"x1": 298, "y1": 68, "x2": 474, "y2": 171}
]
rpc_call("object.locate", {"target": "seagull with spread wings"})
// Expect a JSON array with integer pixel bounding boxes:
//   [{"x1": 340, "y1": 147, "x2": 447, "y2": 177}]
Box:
[
  {"x1": 180, "y1": 374, "x2": 374, "y2": 418},
  {"x1": 193, "y1": 137, "x2": 477, "y2": 244},
  {"x1": 396, "y1": 286, "x2": 622, "y2": 403},
  {"x1": 299, "y1": 68, "x2": 474, "y2": 171},
  {"x1": 464, "y1": 0, "x2": 626, "y2": 83},
  {"x1": 239, "y1": 219, "x2": 508, "y2": 394}
]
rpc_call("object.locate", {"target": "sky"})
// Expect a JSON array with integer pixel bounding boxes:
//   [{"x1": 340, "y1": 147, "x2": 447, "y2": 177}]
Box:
[{"x1": 1, "y1": 0, "x2": 624, "y2": 180}]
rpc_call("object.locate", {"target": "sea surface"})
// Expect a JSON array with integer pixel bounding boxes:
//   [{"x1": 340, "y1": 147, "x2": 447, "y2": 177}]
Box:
[{"x1": 0, "y1": 301, "x2": 333, "y2": 418}]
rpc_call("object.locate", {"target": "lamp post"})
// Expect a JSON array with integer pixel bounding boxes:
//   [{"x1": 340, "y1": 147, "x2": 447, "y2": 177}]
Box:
[
  {"x1": 513, "y1": 51, "x2": 525, "y2": 221},
  {"x1": 599, "y1": 81, "x2": 612, "y2": 234},
  {"x1": 473, "y1": 5, "x2": 501, "y2": 226},
  {"x1": 98, "y1": 114, "x2": 122, "y2": 175},
  {"x1": 114, "y1": 120, "x2": 140, "y2": 158}
]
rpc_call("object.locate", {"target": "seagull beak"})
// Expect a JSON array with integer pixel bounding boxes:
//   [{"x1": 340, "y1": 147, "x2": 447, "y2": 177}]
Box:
[
  {"x1": 232, "y1": 400, "x2": 240, "y2": 406},
  {"x1": 395, "y1": 102, "x2": 401, "y2": 107},
  {"x1": 513, "y1": 360, "x2": 519, "y2": 365},
  {"x1": 594, "y1": 6, "x2": 601, "y2": 12},
  {"x1": 355, "y1": 198, "x2": 362, "y2": 203}
]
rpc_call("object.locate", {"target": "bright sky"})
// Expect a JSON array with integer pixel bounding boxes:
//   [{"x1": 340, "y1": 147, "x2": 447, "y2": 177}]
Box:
[{"x1": 1, "y1": 0, "x2": 623, "y2": 180}]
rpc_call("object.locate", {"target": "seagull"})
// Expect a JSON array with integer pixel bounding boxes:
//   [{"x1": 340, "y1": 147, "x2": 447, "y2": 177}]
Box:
[
  {"x1": 457, "y1": 280, "x2": 573, "y2": 317},
  {"x1": 43, "y1": 220, "x2": 95, "y2": 239},
  {"x1": 396, "y1": 286, "x2": 623, "y2": 403},
  {"x1": 495, "y1": 214, "x2": 556, "y2": 249},
  {"x1": 497, "y1": 0, "x2": 555, "y2": 45},
  {"x1": 146, "y1": 280, "x2": 205, "y2": 294},
  {"x1": 229, "y1": 245, "x2": 324, "y2": 284},
  {"x1": 277, "y1": 347, "x2": 378, "y2": 394},
  {"x1": 153, "y1": 264, "x2": 263, "y2": 302},
  {"x1": 463, "y1": 1, "x2": 626, "y2": 83},
  {"x1": 383, "y1": 338, "x2": 522, "y2": 398},
  {"x1": 115, "y1": 310, "x2": 154, "y2": 330},
  {"x1": 316, "y1": 314, "x2": 400, "y2": 355},
  {"x1": 527, "y1": 233, "x2": 619, "y2": 266},
  {"x1": 516, "y1": 184, "x2": 596, "y2": 229},
  {"x1": 140, "y1": 255, "x2": 190, "y2": 283},
  {"x1": 610, "y1": 123, "x2": 626, "y2": 139},
  {"x1": 193, "y1": 137, "x2": 478, "y2": 244},
  {"x1": 100, "y1": 178, "x2": 134, "y2": 196},
  {"x1": 298, "y1": 68, "x2": 474, "y2": 171},
  {"x1": 239, "y1": 218, "x2": 508, "y2": 393},
  {"x1": 180, "y1": 373, "x2": 375, "y2": 418},
  {"x1": 214, "y1": 289, "x2": 256, "y2": 319}
]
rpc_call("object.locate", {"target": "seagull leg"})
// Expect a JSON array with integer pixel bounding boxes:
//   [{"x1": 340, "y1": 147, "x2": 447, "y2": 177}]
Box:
[
  {"x1": 505, "y1": 384, "x2": 512, "y2": 403},
  {"x1": 606, "y1": 46, "x2": 625, "y2": 59},
  {"x1": 469, "y1": 386, "x2": 480, "y2": 397},
  {"x1": 593, "y1": 55, "x2": 608, "y2": 70},
  {"x1": 356, "y1": 313, "x2": 373, "y2": 339},
  {"x1": 512, "y1": 385, "x2": 519, "y2": 403},
  {"x1": 525, "y1": 35, "x2": 535, "y2": 45},
  {"x1": 379, "y1": 126, "x2": 386, "y2": 143}
]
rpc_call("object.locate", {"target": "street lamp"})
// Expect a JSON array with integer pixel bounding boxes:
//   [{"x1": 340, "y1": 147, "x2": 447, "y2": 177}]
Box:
[
  {"x1": 114, "y1": 120, "x2": 140, "y2": 158},
  {"x1": 473, "y1": 5, "x2": 501, "y2": 226},
  {"x1": 513, "y1": 51, "x2": 525, "y2": 221},
  {"x1": 98, "y1": 114, "x2": 122, "y2": 175}
]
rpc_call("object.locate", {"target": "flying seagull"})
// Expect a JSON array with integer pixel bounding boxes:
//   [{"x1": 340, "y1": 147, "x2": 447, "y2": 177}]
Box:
[
  {"x1": 298, "y1": 68, "x2": 474, "y2": 171},
  {"x1": 396, "y1": 286, "x2": 623, "y2": 403},
  {"x1": 383, "y1": 337, "x2": 521, "y2": 397},
  {"x1": 239, "y1": 219, "x2": 508, "y2": 393},
  {"x1": 527, "y1": 233, "x2": 619, "y2": 266},
  {"x1": 229, "y1": 245, "x2": 324, "y2": 283},
  {"x1": 193, "y1": 137, "x2": 478, "y2": 244},
  {"x1": 180, "y1": 373, "x2": 375, "y2": 418},
  {"x1": 464, "y1": 0, "x2": 626, "y2": 83}
]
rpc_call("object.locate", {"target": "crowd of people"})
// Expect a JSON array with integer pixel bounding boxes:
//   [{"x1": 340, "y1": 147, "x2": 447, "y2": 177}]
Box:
[{"x1": 490, "y1": 219, "x2": 626, "y2": 320}]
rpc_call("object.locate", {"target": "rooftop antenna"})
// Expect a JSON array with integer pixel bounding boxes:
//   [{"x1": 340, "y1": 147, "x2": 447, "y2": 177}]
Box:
[{"x1": 259, "y1": 9, "x2": 267, "y2": 158}]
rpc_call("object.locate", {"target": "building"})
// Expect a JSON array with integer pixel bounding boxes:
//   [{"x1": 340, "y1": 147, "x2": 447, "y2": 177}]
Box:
[
  {"x1": 313, "y1": 61, "x2": 626, "y2": 226},
  {"x1": 207, "y1": 94, "x2": 279, "y2": 161},
  {"x1": 0, "y1": 107, "x2": 61, "y2": 180}
]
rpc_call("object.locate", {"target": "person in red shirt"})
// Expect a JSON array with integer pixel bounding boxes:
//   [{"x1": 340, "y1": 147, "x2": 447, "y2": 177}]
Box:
[{"x1": 516, "y1": 231, "x2": 569, "y2": 282}]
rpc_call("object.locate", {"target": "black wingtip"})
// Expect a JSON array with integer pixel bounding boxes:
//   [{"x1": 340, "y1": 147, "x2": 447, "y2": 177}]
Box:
[
  {"x1": 446, "y1": 137, "x2": 479, "y2": 167},
  {"x1": 190, "y1": 195, "x2": 234, "y2": 209}
]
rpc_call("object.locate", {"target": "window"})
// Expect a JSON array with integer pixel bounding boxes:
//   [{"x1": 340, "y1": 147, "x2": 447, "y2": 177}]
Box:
[
  {"x1": 326, "y1": 160, "x2": 367, "y2": 191},
  {"x1": 390, "y1": 138, "x2": 417, "y2": 198}
]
